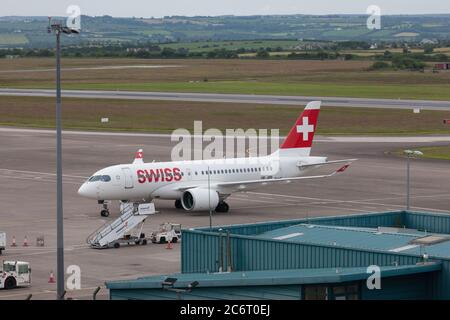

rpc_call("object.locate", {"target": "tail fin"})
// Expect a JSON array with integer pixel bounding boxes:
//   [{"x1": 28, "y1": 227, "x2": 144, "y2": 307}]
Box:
[
  {"x1": 280, "y1": 101, "x2": 321, "y2": 157},
  {"x1": 133, "y1": 149, "x2": 144, "y2": 164}
]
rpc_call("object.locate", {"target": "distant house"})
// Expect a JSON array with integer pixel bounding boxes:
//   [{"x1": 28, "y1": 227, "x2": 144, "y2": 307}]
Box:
[
  {"x1": 435, "y1": 63, "x2": 450, "y2": 70},
  {"x1": 420, "y1": 38, "x2": 438, "y2": 46}
]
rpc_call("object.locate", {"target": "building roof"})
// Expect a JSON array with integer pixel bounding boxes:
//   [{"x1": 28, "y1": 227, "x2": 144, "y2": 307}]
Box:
[
  {"x1": 257, "y1": 223, "x2": 450, "y2": 259},
  {"x1": 106, "y1": 263, "x2": 441, "y2": 290}
]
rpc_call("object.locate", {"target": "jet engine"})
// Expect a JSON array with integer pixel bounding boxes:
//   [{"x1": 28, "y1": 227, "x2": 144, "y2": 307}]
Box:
[{"x1": 181, "y1": 188, "x2": 219, "y2": 211}]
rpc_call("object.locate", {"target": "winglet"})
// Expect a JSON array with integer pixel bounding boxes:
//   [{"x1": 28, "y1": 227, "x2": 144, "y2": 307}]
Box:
[
  {"x1": 133, "y1": 149, "x2": 144, "y2": 164},
  {"x1": 336, "y1": 164, "x2": 351, "y2": 173}
]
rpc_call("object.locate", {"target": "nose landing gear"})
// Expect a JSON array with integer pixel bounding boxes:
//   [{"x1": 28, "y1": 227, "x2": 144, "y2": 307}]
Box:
[{"x1": 98, "y1": 200, "x2": 110, "y2": 217}]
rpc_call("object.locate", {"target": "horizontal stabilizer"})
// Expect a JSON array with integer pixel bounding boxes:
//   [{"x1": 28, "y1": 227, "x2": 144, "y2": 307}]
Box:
[{"x1": 297, "y1": 159, "x2": 358, "y2": 169}]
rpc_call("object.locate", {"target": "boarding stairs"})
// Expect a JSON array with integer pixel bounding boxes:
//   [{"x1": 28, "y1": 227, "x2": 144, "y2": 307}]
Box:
[{"x1": 86, "y1": 202, "x2": 156, "y2": 248}]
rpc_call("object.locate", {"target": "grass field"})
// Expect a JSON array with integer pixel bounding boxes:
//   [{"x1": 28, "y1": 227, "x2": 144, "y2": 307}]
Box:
[
  {"x1": 1, "y1": 96, "x2": 449, "y2": 135},
  {"x1": 393, "y1": 146, "x2": 450, "y2": 161},
  {"x1": 0, "y1": 33, "x2": 28, "y2": 45},
  {"x1": 161, "y1": 40, "x2": 300, "y2": 53},
  {"x1": 12, "y1": 81, "x2": 449, "y2": 100},
  {"x1": 415, "y1": 146, "x2": 450, "y2": 160},
  {"x1": 1, "y1": 58, "x2": 450, "y2": 100}
]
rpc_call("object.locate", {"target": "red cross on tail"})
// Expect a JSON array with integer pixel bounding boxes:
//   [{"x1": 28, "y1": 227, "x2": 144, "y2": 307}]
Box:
[{"x1": 280, "y1": 101, "x2": 321, "y2": 156}]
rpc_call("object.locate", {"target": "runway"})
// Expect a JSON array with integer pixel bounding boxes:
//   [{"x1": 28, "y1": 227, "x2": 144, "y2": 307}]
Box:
[
  {"x1": 0, "y1": 128, "x2": 449, "y2": 299},
  {"x1": 1, "y1": 88, "x2": 450, "y2": 110},
  {"x1": 2, "y1": 126, "x2": 450, "y2": 143}
]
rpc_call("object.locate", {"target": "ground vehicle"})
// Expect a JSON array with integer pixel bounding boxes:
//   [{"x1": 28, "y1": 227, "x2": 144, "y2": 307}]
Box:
[
  {"x1": 0, "y1": 233, "x2": 5, "y2": 255},
  {"x1": 151, "y1": 223, "x2": 182, "y2": 244},
  {"x1": 0, "y1": 261, "x2": 31, "y2": 289}
]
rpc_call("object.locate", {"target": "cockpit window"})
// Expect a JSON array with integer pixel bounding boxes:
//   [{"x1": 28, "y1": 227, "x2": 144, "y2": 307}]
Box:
[{"x1": 88, "y1": 175, "x2": 111, "y2": 182}]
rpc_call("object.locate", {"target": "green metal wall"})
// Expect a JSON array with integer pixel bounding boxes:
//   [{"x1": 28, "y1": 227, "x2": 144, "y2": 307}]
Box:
[
  {"x1": 181, "y1": 230, "x2": 424, "y2": 274},
  {"x1": 200, "y1": 211, "x2": 450, "y2": 237},
  {"x1": 109, "y1": 275, "x2": 436, "y2": 300},
  {"x1": 403, "y1": 211, "x2": 450, "y2": 234},
  {"x1": 202, "y1": 211, "x2": 404, "y2": 236},
  {"x1": 361, "y1": 273, "x2": 436, "y2": 300},
  {"x1": 181, "y1": 211, "x2": 450, "y2": 299},
  {"x1": 110, "y1": 284, "x2": 302, "y2": 300}
]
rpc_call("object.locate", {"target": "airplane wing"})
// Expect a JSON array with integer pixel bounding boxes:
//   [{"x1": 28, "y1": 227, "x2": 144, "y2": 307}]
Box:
[
  {"x1": 215, "y1": 163, "x2": 353, "y2": 192},
  {"x1": 173, "y1": 161, "x2": 355, "y2": 194}
]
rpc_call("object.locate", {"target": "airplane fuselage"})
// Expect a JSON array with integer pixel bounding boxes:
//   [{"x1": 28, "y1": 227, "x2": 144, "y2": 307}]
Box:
[
  {"x1": 78, "y1": 154, "x2": 327, "y2": 202},
  {"x1": 78, "y1": 101, "x2": 355, "y2": 214}
]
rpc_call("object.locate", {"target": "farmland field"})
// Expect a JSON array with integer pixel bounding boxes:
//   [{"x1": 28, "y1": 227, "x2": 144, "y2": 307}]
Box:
[
  {"x1": 0, "y1": 33, "x2": 28, "y2": 45},
  {"x1": 1, "y1": 58, "x2": 450, "y2": 100},
  {"x1": 160, "y1": 40, "x2": 300, "y2": 52}
]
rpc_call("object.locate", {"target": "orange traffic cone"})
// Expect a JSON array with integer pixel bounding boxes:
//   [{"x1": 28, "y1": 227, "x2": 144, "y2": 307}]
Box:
[
  {"x1": 166, "y1": 239, "x2": 173, "y2": 250},
  {"x1": 11, "y1": 236, "x2": 17, "y2": 247},
  {"x1": 23, "y1": 236, "x2": 28, "y2": 247},
  {"x1": 48, "y1": 271, "x2": 56, "y2": 283}
]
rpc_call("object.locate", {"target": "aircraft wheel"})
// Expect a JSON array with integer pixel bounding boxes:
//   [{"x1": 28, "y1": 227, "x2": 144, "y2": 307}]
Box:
[{"x1": 100, "y1": 210, "x2": 110, "y2": 217}]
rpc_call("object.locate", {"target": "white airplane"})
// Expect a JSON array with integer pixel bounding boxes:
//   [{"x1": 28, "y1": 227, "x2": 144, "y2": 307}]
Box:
[{"x1": 78, "y1": 101, "x2": 356, "y2": 217}]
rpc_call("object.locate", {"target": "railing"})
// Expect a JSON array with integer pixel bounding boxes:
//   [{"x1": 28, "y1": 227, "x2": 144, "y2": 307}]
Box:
[{"x1": 86, "y1": 203, "x2": 135, "y2": 246}]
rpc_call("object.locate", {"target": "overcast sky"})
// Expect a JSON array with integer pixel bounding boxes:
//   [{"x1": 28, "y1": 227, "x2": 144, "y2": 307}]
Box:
[{"x1": 1, "y1": 0, "x2": 449, "y2": 17}]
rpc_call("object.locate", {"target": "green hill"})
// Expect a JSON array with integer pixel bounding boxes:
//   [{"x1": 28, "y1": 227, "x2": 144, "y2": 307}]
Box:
[{"x1": 0, "y1": 14, "x2": 449, "y2": 48}]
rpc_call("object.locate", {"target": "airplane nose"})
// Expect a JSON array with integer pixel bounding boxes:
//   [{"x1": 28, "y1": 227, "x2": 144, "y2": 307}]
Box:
[
  {"x1": 78, "y1": 183, "x2": 95, "y2": 198},
  {"x1": 78, "y1": 183, "x2": 88, "y2": 197}
]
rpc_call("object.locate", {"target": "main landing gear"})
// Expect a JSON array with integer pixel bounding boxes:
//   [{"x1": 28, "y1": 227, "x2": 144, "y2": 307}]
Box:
[
  {"x1": 174, "y1": 199, "x2": 183, "y2": 209},
  {"x1": 99, "y1": 200, "x2": 110, "y2": 217},
  {"x1": 215, "y1": 201, "x2": 229, "y2": 213}
]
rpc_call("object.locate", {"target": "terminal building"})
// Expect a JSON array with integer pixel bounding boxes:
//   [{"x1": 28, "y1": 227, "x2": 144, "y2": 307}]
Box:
[{"x1": 106, "y1": 210, "x2": 450, "y2": 300}]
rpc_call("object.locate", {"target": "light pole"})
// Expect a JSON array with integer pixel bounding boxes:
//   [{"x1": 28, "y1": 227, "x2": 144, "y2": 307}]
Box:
[
  {"x1": 47, "y1": 18, "x2": 79, "y2": 300},
  {"x1": 403, "y1": 150, "x2": 423, "y2": 211},
  {"x1": 207, "y1": 165, "x2": 212, "y2": 230}
]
